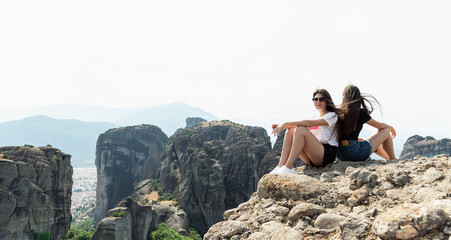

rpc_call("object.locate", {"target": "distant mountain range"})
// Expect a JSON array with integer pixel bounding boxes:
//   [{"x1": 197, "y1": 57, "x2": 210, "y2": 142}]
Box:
[
  {"x1": 115, "y1": 102, "x2": 218, "y2": 134},
  {"x1": 0, "y1": 116, "x2": 116, "y2": 166},
  {"x1": 0, "y1": 102, "x2": 218, "y2": 166}
]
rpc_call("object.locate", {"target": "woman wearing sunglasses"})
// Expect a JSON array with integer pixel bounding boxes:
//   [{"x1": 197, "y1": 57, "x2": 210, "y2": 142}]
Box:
[
  {"x1": 270, "y1": 89, "x2": 339, "y2": 174},
  {"x1": 336, "y1": 85, "x2": 397, "y2": 162}
]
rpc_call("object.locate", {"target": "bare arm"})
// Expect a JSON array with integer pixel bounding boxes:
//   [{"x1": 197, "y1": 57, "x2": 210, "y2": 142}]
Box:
[
  {"x1": 272, "y1": 118, "x2": 329, "y2": 136},
  {"x1": 366, "y1": 118, "x2": 396, "y2": 138}
]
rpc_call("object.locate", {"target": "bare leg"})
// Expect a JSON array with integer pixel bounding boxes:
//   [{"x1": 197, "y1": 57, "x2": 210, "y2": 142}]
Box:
[
  {"x1": 368, "y1": 128, "x2": 396, "y2": 160},
  {"x1": 374, "y1": 145, "x2": 390, "y2": 160},
  {"x1": 285, "y1": 127, "x2": 324, "y2": 168},
  {"x1": 382, "y1": 135, "x2": 397, "y2": 160},
  {"x1": 360, "y1": 137, "x2": 389, "y2": 160},
  {"x1": 278, "y1": 128, "x2": 295, "y2": 167},
  {"x1": 298, "y1": 150, "x2": 312, "y2": 166}
]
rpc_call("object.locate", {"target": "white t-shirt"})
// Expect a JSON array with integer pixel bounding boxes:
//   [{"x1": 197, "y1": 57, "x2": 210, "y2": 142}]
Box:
[{"x1": 308, "y1": 112, "x2": 338, "y2": 146}]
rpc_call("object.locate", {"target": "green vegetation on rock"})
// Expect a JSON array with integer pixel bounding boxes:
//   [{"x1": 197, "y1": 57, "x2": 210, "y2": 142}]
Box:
[
  {"x1": 74, "y1": 218, "x2": 94, "y2": 232},
  {"x1": 187, "y1": 146, "x2": 197, "y2": 154},
  {"x1": 172, "y1": 152, "x2": 179, "y2": 169},
  {"x1": 112, "y1": 210, "x2": 125, "y2": 218},
  {"x1": 66, "y1": 218, "x2": 95, "y2": 240},
  {"x1": 148, "y1": 179, "x2": 178, "y2": 204},
  {"x1": 148, "y1": 223, "x2": 201, "y2": 240},
  {"x1": 35, "y1": 231, "x2": 50, "y2": 240},
  {"x1": 65, "y1": 228, "x2": 93, "y2": 240},
  {"x1": 148, "y1": 179, "x2": 163, "y2": 193}
]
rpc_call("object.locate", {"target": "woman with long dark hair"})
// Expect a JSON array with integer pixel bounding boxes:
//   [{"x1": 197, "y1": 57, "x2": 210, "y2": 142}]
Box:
[
  {"x1": 336, "y1": 85, "x2": 396, "y2": 161},
  {"x1": 270, "y1": 89, "x2": 339, "y2": 174}
]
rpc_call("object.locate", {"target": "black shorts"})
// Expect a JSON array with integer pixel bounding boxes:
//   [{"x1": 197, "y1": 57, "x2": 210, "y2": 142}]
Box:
[{"x1": 311, "y1": 144, "x2": 337, "y2": 167}]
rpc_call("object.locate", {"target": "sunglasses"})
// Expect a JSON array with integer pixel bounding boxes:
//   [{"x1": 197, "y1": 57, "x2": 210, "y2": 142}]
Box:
[{"x1": 312, "y1": 97, "x2": 326, "y2": 102}]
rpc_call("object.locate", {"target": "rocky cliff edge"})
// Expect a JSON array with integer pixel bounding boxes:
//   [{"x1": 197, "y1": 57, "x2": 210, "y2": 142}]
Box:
[
  {"x1": 205, "y1": 155, "x2": 451, "y2": 240},
  {"x1": 159, "y1": 120, "x2": 272, "y2": 234},
  {"x1": 400, "y1": 135, "x2": 451, "y2": 160},
  {"x1": 0, "y1": 146, "x2": 73, "y2": 240}
]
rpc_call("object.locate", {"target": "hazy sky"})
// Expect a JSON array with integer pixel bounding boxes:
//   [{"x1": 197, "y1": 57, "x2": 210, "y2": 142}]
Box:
[{"x1": 1, "y1": 1, "x2": 450, "y2": 152}]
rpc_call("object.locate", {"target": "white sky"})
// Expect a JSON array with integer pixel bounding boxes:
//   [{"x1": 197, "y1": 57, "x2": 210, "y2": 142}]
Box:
[{"x1": 1, "y1": 1, "x2": 450, "y2": 152}]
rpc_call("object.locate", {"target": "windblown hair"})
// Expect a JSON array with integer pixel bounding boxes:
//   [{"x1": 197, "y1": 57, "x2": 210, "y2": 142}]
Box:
[{"x1": 337, "y1": 85, "x2": 380, "y2": 140}]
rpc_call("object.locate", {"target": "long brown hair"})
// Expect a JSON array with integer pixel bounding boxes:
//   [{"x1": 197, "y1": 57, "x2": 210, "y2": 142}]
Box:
[
  {"x1": 337, "y1": 85, "x2": 380, "y2": 140},
  {"x1": 313, "y1": 89, "x2": 338, "y2": 113}
]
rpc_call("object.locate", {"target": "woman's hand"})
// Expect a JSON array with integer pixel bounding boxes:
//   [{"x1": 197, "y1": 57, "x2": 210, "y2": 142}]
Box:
[
  {"x1": 272, "y1": 123, "x2": 284, "y2": 137},
  {"x1": 388, "y1": 125, "x2": 396, "y2": 138},
  {"x1": 366, "y1": 119, "x2": 397, "y2": 138}
]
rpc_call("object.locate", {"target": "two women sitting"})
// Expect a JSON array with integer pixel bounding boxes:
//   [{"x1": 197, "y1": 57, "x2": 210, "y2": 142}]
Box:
[{"x1": 270, "y1": 85, "x2": 396, "y2": 174}]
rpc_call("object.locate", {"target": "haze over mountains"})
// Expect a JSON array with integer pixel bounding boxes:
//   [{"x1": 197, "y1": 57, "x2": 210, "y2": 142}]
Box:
[
  {"x1": 0, "y1": 102, "x2": 217, "y2": 128},
  {"x1": 0, "y1": 116, "x2": 116, "y2": 166},
  {"x1": 0, "y1": 102, "x2": 218, "y2": 166}
]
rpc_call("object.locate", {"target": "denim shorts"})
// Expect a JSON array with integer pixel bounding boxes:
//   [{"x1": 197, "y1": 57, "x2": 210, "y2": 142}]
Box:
[{"x1": 337, "y1": 140, "x2": 373, "y2": 162}]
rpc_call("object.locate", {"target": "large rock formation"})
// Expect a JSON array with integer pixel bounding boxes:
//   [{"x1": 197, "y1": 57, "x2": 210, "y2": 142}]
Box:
[
  {"x1": 130, "y1": 179, "x2": 190, "y2": 236},
  {"x1": 205, "y1": 155, "x2": 451, "y2": 239},
  {"x1": 400, "y1": 135, "x2": 451, "y2": 160},
  {"x1": 94, "y1": 125, "x2": 168, "y2": 224},
  {"x1": 174, "y1": 117, "x2": 207, "y2": 135},
  {"x1": 93, "y1": 179, "x2": 191, "y2": 240},
  {"x1": 92, "y1": 198, "x2": 153, "y2": 240},
  {"x1": 185, "y1": 117, "x2": 206, "y2": 128},
  {"x1": 159, "y1": 120, "x2": 272, "y2": 234},
  {"x1": 0, "y1": 146, "x2": 73, "y2": 240}
]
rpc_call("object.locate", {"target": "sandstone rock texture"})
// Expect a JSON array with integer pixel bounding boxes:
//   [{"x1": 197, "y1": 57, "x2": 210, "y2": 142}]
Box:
[
  {"x1": 159, "y1": 120, "x2": 272, "y2": 234},
  {"x1": 205, "y1": 155, "x2": 451, "y2": 240},
  {"x1": 92, "y1": 198, "x2": 152, "y2": 240},
  {"x1": 130, "y1": 179, "x2": 190, "y2": 236},
  {"x1": 400, "y1": 135, "x2": 451, "y2": 160},
  {"x1": 93, "y1": 180, "x2": 191, "y2": 240},
  {"x1": 94, "y1": 125, "x2": 168, "y2": 224},
  {"x1": 0, "y1": 146, "x2": 72, "y2": 240},
  {"x1": 186, "y1": 117, "x2": 207, "y2": 128},
  {"x1": 175, "y1": 117, "x2": 207, "y2": 135}
]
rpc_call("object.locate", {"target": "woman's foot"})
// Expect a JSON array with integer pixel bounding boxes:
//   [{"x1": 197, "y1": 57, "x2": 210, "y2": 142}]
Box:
[
  {"x1": 269, "y1": 166, "x2": 282, "y2": 174},
  {"x1": 278, "y1": 166, "x2": 296, "y2": 174}
]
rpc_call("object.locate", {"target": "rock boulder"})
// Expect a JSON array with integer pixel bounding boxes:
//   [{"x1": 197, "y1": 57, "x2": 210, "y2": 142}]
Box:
[{"x1": 205, "y1": 155, "x2": 451, "y2": 239}]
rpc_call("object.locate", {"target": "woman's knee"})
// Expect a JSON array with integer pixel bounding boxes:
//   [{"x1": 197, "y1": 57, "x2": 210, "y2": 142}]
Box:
[
  {"x1": 295, "y1": 126, "x2": 308, "y2": 136},
  {"x1": 379, "y1": 128, "x2": 390, "y2": 138},
  {"x1": 284, "y1": 128, "x2": 295, "y2": 141},
  {"x1": 286, "y1": 128, "x2": 295, "y2": 135}
]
